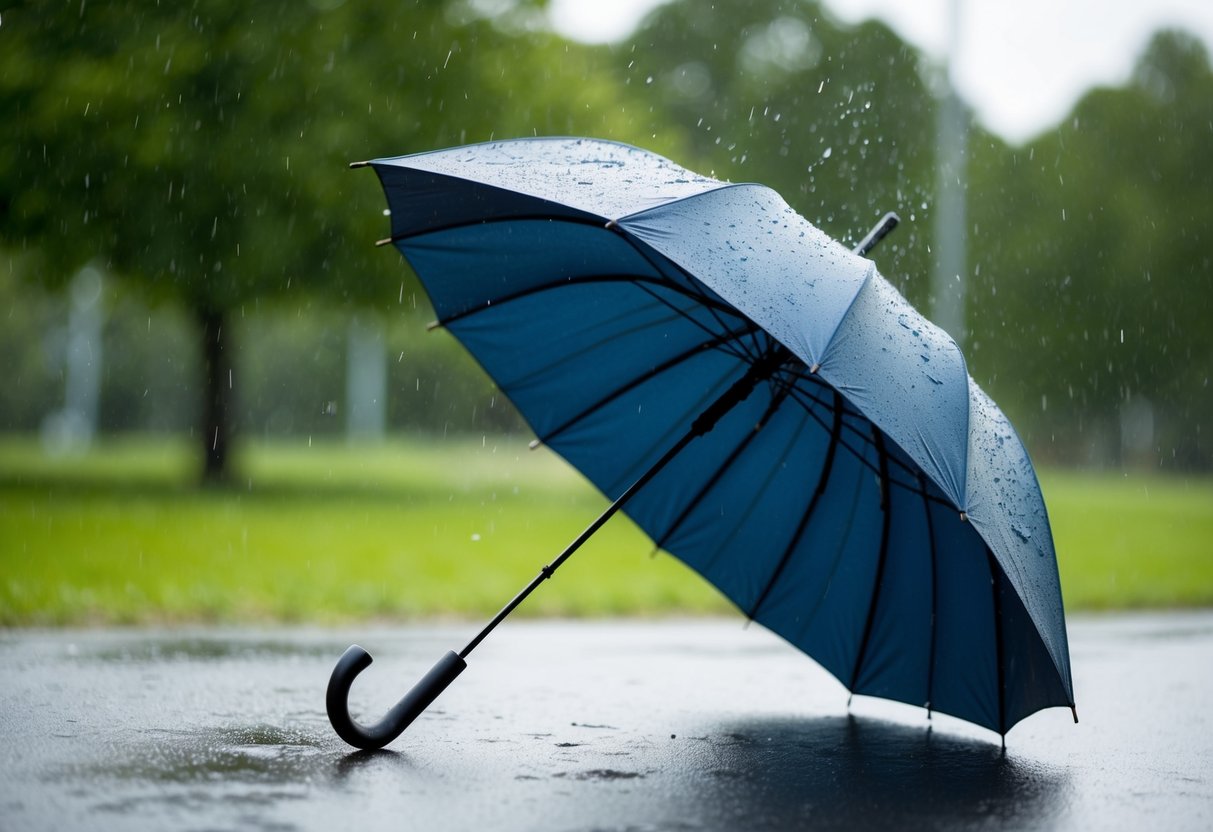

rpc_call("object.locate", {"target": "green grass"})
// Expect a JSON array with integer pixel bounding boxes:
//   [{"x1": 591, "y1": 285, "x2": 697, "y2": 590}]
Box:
[
  {"x1": 0, "y1": 436, "x2": 727, "y2": 625},
  {"x1": 1043, "y1": 469, "x2": 1213, "y2": 609},
  {"x1": 1, "y1": 435, "x2": 1210, "y2": 625}
]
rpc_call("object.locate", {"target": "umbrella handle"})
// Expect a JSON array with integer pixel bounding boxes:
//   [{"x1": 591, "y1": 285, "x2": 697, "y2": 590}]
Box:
[{"x1": 326, "y1": 645, "x2": 466, "y2": 749}]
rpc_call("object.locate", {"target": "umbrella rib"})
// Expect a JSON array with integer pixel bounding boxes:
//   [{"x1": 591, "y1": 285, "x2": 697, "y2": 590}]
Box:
[
  {"x1": 506, "y1": 305, "x2": 707, "y2": 391},
  {"x1": 622, "y1": 262, "x2": 768, "y2": 366},
  {"x1": 746, "y1": 389, "x2": 845, "y2": 621},
  {"x1": 457, "y1": 347, "x2": 787, "y2": 660},
  {"x1": 919, "y1": 471, "x2": 940, "y2": 718},
  {"x1": 780, "y1": 386, "x2": 880, "y2": 468},
  {"x1": 783, "y1": 386, "x2": 883, "y2": 478},
  {"x1": 606, "y1": 223, "x2": 769, "y2": 365},
  {"x1": 781, "y1": 383, "x2": 959, "y2": 511},
  {"x1": 380, "y1": 211, "x2": 609, "y2": 247},
  {"x1": 532, "y1": 323, "x2": 762, "y2": 449},
  {"x1": 627, "y1": 279, "x2": 759, "y2": 364},
  {"x1": 652, "y1": 380, "x2": 792, "y2": 552},
  {"x1": 848, "y1": 427, "x2": 893, "y2": 695},
  {"x1": 700, "y1": 393, "x2": 813, "y2": 576},
  {"x1": 987, "y1": 547, "x2": 1008, "y2": 737},
  {"x1": 780, "y1": 369, "x2": 934, "y2": 480},
  {"x1": 431, "y1": 273, "x2": 741, "y2": 331},
  {"x1": 663, "y1": 277, "x2": 750, "y2": 359}
]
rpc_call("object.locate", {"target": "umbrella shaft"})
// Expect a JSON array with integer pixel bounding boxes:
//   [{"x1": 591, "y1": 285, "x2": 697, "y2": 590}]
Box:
[
  {"x1": 458, "y1": 430, "x2": 696, "y2": 660},
  {"x1": 459, "y1": 352, "x2": 783, "y2": 660}
]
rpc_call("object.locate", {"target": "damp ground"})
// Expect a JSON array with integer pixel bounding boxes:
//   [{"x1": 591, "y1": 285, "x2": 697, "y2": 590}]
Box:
[{"x1": 1, "y1": 613, "x2": 1210, "y2": 831}]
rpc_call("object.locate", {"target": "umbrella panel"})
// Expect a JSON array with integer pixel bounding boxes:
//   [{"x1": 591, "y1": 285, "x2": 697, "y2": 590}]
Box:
[
  {"x1": 405, "y1": 219, "x2": 1059, "y2": 735},
  {"x1": 373, "y1": 146, "x2": 1073, "y2": 737}
]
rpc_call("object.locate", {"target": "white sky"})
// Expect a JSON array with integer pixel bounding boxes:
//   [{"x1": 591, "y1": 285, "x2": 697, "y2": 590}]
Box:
[{"x1": 548, "y1": 0, "x2": 1213, "y2": 143}]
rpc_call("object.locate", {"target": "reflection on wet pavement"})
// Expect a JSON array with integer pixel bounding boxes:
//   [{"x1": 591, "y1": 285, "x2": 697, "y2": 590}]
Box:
[{"x1": 1, "y1": 615, "x2": 1209, "y2": 831}]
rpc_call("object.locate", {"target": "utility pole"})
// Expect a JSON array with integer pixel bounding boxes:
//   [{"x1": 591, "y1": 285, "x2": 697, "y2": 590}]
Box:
[
  {"x1": 932, "y1": 0, "x2": 967, "y2": 348},
  {"x1": 346, "y1": 314, "x2": 387, "y2": 441},
  {"x1": 42, "y1": 266, "x2": 104, "y2": 454}
]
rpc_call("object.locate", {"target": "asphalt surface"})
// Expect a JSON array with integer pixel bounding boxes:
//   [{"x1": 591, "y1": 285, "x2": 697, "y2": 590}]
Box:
[{"x1": 1, "y1": 613, "x2": 1211, "y2": 831}]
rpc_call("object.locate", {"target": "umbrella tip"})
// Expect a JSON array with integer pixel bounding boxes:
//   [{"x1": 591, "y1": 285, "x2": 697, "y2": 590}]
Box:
[
  {"x1": 959, "y1": 511, "x2": 968, "y2": 523},
  {"x1": 809, "y1": 363, "x2": 821, "y2": 374},
  {"x1": 853, "y1": 211, "x2": 900, "y2": 257},
  {"x1": 528, "y1": 438, "x2": 543, "y2": 451},
  {"x1": 604, "y1": 220, "x2": 619, "y2": 231},
  {"x1": 1071, "y1": 705, "x2": 1079, "y2": 724},
  {"x1": 349, "y1": 160, "x2": 370, "y2": 169}
]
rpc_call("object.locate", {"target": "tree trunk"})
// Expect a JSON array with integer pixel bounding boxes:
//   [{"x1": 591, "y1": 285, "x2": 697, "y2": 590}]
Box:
[{"x1": 197, "y1": 305, "x2": 234, "y2": 485}]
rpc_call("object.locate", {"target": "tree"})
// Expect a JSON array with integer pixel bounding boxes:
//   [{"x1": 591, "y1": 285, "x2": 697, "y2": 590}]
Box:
[
  {"x1": 618, "y1": 0, "x2": 942, "y2": 299},
  {"x1": 967, "y1": 30, "x2": 1213, "y2": 468},
  {"x1": 1, "y1": 0, "x2": 637, "y2": 481}
]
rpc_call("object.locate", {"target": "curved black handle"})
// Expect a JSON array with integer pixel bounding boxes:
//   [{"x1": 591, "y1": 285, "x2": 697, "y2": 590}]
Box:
[{"x1": 326, "y1": 645, "x2": 467, "y2": 750}]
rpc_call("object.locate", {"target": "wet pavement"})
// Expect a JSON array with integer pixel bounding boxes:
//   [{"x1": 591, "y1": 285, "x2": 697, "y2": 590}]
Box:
[{"x1": 1, "y1": 613, "x2": 1211, "y2": 831}]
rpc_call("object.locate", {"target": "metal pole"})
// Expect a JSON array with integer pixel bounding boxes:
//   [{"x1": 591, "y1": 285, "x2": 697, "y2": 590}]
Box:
[{"x1": 932, "y1": 0, "x2": 967, "y2": 347}]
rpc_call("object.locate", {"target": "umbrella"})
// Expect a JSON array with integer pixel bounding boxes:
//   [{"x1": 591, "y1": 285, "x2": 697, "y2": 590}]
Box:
[{"x1": 326, "y1": 137, "x2": 1076, "y2": 750}]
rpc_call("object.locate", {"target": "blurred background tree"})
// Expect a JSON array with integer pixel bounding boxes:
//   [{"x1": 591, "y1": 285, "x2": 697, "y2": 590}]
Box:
[
  {"x1": 0, "y1": 0, "x2": 648, "y2": 482},
  {"x1": 616, "y1": 0, "x2": 938, "y2": 300},
  {"x1": 968, "y1": 30, "x2": 1213, "y2": 469},
  {"x1": 2, "y1": 0, "x2": 1210, "y2": 474}
]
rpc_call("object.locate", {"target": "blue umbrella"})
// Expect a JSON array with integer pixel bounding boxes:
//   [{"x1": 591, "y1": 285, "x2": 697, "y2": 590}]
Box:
[{"x1": 327, "y1": 137, "x2": 1076, "y2": 749}]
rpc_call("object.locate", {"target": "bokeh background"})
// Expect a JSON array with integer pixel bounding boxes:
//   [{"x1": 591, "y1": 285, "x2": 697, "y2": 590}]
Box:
[{"x1": 2, "y1": 0, "x2": 1210, "y2": 625}]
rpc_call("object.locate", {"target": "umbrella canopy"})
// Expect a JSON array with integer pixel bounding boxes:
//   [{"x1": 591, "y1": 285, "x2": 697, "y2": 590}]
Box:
[{"x1": 341, "y1": 137, "x2": 1074, "y2": 740}]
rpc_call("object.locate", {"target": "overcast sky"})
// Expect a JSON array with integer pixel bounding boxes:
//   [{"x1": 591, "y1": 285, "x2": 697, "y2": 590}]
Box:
[{"x1": 548, "y1": 0, "x2": 1213, "y2": 143}]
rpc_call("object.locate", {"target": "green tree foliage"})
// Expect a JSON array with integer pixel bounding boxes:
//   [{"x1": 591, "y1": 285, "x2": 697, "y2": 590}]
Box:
[
  {"x1": 0, "y1": 0, "x2": 637, "y2": 481},
  {"x1": 619, "y1": 0, "x2": 940, "y2": 297},
  {"x1": 626, "y1": 4, "x2": 1212, "y2": 468},
  {"x1": 969, "y1": 31, "x2": 1213, "y2": 467},
  {"x1": 4, "y1": 2, "x2": 1211, "y2": 474}
]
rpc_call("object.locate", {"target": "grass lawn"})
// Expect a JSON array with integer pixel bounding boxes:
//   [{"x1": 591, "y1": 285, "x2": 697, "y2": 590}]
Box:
[
  {"x1": 1, "y1": 435, "x2": 1210, "y2": 625},
  {"x1": 0, "y1": 436, "x2": 725, "y2": 625},
  {"x1": 1042, "y1": 469, "x2": 1213, "y2": 609}
]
